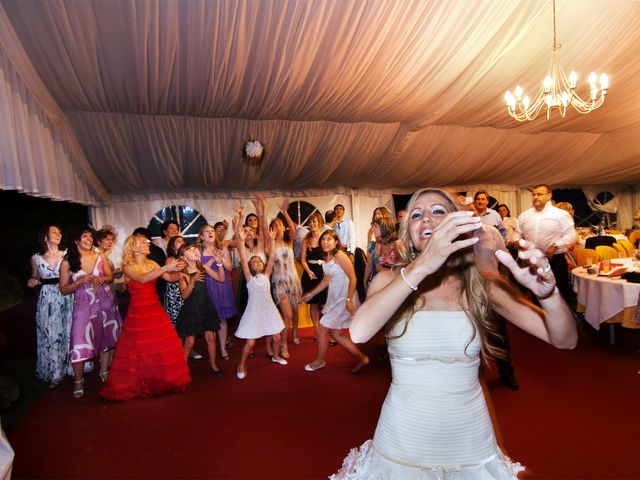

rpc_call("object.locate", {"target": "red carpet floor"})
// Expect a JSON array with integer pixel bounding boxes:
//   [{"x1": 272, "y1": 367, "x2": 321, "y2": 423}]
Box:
[{"x1": 5, "y1": 311, "x2": 640, "y2": 479}]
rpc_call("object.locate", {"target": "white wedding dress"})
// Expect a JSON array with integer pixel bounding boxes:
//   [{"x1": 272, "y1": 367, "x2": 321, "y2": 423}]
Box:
[{"x1": 331, "y1": 311, "x2": 525, "y2": 479}]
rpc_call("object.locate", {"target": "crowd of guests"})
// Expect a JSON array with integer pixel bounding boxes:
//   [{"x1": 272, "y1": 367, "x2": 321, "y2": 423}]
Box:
[
  {"x1": 27, "y1": 196, "x2": 406, "y2": 399},
  {"x1": 27, "y1": 187, "x2": 584, "y2": 477},
  {"x1": 27, "y1": 185, "x2": 585, "y2": 401}
]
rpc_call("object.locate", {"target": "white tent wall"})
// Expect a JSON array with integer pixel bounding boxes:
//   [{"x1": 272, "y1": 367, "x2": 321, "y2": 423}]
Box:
[{"x1": 91, "y1": 190, "x2": 394, "y2": 268}]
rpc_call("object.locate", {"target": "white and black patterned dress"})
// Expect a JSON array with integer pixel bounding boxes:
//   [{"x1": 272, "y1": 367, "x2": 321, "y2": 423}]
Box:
[
  {"x1": 164, "y1": 281, "x2": 184, "y2": 327},
  {"x1": 34, "y1": 253, "x2": 74, "y2": 384}
]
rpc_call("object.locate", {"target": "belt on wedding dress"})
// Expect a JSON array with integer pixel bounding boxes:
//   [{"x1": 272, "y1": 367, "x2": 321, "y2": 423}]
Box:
[
  {"x1": 307, "y1": 260, "x2": 324, "y2": 265},
  {"x1": 371, "y1": 440, "x2": 498, "y2": 476},
  {"x1": 388, "y1": 353, "x2": 479, "y2": 364}
]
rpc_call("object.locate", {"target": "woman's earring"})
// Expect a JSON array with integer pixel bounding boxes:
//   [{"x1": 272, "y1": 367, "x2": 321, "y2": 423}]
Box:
[{"x1": 409, "y1": 243, "x2": 417, "y2": 260}]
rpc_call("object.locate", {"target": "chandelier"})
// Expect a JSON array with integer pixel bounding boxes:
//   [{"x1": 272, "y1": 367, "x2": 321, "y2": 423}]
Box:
[{"x1": 504, "y1": 0, "x2": 608, "y2": 121}]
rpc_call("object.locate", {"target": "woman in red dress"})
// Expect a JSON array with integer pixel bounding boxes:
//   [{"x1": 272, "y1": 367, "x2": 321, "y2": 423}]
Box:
[{"x1": 101, "y1": 234, "x2": 191, "y2": 400}]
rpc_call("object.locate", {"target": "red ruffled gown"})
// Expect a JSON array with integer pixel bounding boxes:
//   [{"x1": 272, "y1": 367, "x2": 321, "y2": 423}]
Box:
[{"x1": 101, "y1": 279, "x2": 191, "y2": 400}]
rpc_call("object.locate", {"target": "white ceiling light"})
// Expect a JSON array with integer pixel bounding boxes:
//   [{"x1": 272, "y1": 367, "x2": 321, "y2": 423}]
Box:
[{"x1": 504, "y1": 0, "x2": 609, "y2": 122}]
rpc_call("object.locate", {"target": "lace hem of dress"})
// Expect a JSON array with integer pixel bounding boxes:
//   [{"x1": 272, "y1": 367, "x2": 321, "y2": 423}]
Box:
[{"x1": 329, "y1": 440, "x2": 525, "y2": 480}]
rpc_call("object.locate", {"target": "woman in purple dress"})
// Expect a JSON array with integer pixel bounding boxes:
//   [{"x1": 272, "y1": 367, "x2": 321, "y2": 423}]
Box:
[
  {"x1": 59, "y1": 226, "x2": 122, "y2": 398},
  {"x1": 198, "y1": 223, "x2": 238, "y2": 360}
]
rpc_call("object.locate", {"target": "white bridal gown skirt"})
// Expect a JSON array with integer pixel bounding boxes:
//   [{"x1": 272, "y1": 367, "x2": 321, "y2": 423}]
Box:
[{"x1": 330, "y1": 311, "x2": 525, "y2": 479}]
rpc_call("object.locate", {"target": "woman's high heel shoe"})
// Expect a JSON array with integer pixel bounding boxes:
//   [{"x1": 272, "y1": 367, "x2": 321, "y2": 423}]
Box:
[
  {"x1": 73, "y1": 379, "x2": 85, "y2": 398},
  {"x1": 99, "y1": 371, "x2": 109, "y2": 383}
]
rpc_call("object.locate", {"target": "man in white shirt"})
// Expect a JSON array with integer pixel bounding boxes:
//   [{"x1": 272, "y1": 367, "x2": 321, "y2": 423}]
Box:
[
  {"x1": 474, "y1": 190, "x2": 507, "y2": 240},
  {"x1": 333, "y1": 204, "x2": 356, "y2": 253},
  {"x1": 515, "y1": 184, "x2": 577, "y2": 302}
]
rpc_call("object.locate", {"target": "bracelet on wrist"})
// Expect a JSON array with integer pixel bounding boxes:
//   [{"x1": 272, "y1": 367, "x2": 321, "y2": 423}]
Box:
[
  {"x1": 346, "y1": 298, "x2": 352, "y2": 302},
  {"x1": 215, "y1": 262, "x2": 224, "y2": 267},
  {"x1": 400, "y1": 267, "x2": 418, "y2": 291}
]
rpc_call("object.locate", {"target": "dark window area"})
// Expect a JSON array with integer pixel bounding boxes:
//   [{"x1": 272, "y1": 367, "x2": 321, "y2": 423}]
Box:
[
  {"x1": 147, "y1": 205, "x2": 209, "y2": 241},
  {"x1": 552, "y1": 189, "x2": 617, "y2": 229},
  {"x1": 286, "y1": 200, "x2": 319, "y2": 226}
]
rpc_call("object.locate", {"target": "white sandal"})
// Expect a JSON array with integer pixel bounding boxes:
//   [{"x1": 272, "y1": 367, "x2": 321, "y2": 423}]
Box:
[{"x1": 73, "y1": 379, "x2": 85, "y2": 398}]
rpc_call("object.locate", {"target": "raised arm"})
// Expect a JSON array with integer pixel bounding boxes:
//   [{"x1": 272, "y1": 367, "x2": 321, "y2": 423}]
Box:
[
  {"x1": 279, "y1": 199, "x2": 297, "y2": 244},
  {"x1": 220, "y1": 243, "x2": 233, "y2": 271},
  {"x1": 264, "y1": 227, "x2": 277, "y2": 277},
  {"x1": 236, "y1": 227, "x2": 253, "y2": 280},
  {"x1": 494, "y1": 243, "x2": 577, "y2": 349},
  {"x1": 255, "y1": 194, "x2": 271, "y2": 255},
  {"x1": 123, "y1": 260, "x2": 184, "y2": 284}
]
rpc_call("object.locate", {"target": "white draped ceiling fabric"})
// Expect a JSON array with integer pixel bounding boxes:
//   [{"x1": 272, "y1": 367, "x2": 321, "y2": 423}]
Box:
[{"x1": 1, "y1": 0, "x2": 640, "y2": 232}]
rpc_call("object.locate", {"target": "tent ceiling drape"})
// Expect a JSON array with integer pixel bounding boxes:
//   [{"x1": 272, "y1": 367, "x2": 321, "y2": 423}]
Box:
[{"x1": 1, "y1": 0, "x2": 640, "y2": 205}]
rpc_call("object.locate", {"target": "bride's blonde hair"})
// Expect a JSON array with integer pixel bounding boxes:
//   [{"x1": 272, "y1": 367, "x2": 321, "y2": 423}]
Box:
[{"x1": 389, "y1": 187, "x2": 505, "y2": 361}]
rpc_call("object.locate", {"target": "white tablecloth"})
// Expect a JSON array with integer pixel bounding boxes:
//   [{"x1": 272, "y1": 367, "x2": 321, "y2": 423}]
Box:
[{"x1": 572, "y1": 266, "x2": 640, "y2": 330}]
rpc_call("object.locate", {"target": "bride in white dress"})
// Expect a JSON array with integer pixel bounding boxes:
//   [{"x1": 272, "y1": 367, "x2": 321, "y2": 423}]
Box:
[{"x1": 331, "y1": 187, "x2": 577, "y2": 479}]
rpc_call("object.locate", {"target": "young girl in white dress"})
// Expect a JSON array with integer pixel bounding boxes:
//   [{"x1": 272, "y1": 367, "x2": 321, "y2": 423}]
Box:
[
  {"x1": 257, "y1": 195, "x2": 302, "y2": 358},
  {"x1": 234, "y1": 214, "x2": 288, "y2": 380},
  {"x1": 301, "y1": 229, "x2": 369, "y2": 374},
  {"x1": 331, "y1": 187, "x2": 578, "y2": 479}
]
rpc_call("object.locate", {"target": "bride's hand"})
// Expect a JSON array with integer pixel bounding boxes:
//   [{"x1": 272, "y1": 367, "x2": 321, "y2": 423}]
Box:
[
  {"x1": 411, "y1": 211, "x2": 481, "y2": 277},
  {"x1": 495, "y1": 239, "x2": 556, "y2": 298}
]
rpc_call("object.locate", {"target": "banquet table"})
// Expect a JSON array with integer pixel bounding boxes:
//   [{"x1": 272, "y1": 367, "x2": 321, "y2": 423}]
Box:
[{"x1": 572, "y1": 264, "x2": 640, "y2": 342}]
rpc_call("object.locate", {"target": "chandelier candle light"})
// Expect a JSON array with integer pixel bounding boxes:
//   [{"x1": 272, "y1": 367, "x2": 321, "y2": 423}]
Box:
[{"x1": 504, "y1": 0, "x2": 608, "y2": 121}]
